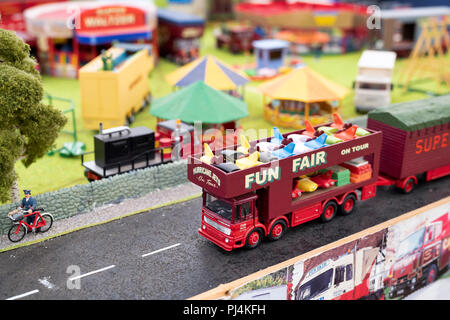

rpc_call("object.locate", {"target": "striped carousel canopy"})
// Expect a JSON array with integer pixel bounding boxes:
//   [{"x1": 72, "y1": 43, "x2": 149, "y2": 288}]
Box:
[{"x1": 165, "y1": 55, "x2": 250, "y2": 90}]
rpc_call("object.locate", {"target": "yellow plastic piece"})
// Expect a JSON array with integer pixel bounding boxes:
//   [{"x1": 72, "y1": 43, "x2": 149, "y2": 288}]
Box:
[
  {"x1": 236, "y1": 135, "x2": 250, "y2": 154},
  {"x1": 235, "y1": 151, "x2": 263, "y2": 170},
  {"x1": 297, "y1": 178, "x2": 318, "y2": 192},
  {"x1": 200, "y1": 143, "x2": 214, "y2": 164}
]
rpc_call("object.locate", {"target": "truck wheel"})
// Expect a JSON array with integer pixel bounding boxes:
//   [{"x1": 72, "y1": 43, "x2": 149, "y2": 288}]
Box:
[
  {"x1": 401, "y1": 178, "x2": 415, "y2": 194},
  {"x1": 321, "y1": 201, "x2": 337, "y2": 223},
  {"x1": 245, "y1": 228, "x2": 262, "y2": 249},
  {"x1": 340, "y1": 194, "x2": 356, "y2": 216},
  {"x1": 425, "y1": 264, "x2": 438, "y2": 285},
  {"x1": 268, "y1": 220, "x2": 287, "y2": 241}
]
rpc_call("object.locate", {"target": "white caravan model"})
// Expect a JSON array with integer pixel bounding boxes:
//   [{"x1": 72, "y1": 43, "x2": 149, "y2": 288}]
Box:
[{"x1": 354, "y1": 50, "x2": 397, "y2": 113}]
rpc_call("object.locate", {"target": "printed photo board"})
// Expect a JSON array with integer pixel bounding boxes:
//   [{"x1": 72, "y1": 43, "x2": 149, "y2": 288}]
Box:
[{"x1": 190, "y1": 196, "x2": 450, "y2": 300}]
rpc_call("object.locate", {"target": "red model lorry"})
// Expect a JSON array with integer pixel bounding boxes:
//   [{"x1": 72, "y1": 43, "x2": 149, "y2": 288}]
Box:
[
  {"x1": 188, "y1": 123, "x2": 383, "y2": 251},
  {"x1": 367, "y1": 96, "x2": 450, "y2": 194},
  {"x1": 386, "y1": 211, "x2": 450, "y2": 298},
  {"x1": 187, "y1": 95, "x2": 449, "y2": 251}
]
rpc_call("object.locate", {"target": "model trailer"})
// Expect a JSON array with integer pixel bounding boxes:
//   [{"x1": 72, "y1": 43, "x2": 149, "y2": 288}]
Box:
[
  {"x1": 79, "y1": 43, "x2": 154, "y2": 130},
  {"x1": 81, "y1": 120, "x2": 196, "y2": 181},
  {"x1": 367, "y1": 95, "x2": 450, "y2": 194}
]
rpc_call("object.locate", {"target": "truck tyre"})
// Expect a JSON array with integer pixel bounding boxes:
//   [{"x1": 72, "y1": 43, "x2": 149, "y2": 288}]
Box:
[
  {"x1": 268, "y1": 220, "x2": 287, "y2": 241},
  {"x1": 321, "y1": 201, "x2": 338, "y2": 223},
  {"x1": 401, "y1": 178, "x2": 415, "y2": 194},
  {"x1": 245, "y1": 228, "x2": 263, "y2": 249},
  {"x1": 425, "y1": 264, "x2": 438, "y2": 285},
  {"x1": 339, "y1": 194, "x2": 356, "y2": 216}
]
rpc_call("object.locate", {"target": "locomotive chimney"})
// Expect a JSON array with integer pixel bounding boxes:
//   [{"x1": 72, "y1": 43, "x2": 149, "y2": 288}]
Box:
[{"x1": 99, "y1": 122, "x2": 103, "y2": 134}]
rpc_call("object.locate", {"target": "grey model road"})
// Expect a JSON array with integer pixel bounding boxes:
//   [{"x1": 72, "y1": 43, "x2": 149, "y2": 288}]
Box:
[{"x1": 0, "y1": 177, "x2": 448, "y2": 300}]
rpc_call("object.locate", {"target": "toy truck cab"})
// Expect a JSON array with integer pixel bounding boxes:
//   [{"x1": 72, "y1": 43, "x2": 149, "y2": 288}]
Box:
[
  {"x1": 188, "y1": 121, "x2": 383, "y2": 251},
  {"x1": 388, "y1": 212, "x2": 450, "y2": 298},
  {"x1": 354, "y1": 50, "x2": 396, "y2": 113},
  {"x1": 201, "y1": 192, "x2": 259, "y2": 251}
]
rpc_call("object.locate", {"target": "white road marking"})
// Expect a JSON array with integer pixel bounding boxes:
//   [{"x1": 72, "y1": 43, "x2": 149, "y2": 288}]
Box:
[
  {"x1": 68, "y1": 265, "x2": 116, "y2": 281},
  {"x1": 38, "y1": 277, "x2": 55, "y2": 289},
  {"x1": 141, "y1": 243, "x2": 181, "y2": 258},
  {"x1": 6, "y1": 289, "x2": 39, "y2": 300}
]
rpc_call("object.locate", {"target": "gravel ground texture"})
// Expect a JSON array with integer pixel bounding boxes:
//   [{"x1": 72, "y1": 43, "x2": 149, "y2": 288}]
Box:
[{"x1": 0, "y1": 183, "x2": 201, "y2": 252}]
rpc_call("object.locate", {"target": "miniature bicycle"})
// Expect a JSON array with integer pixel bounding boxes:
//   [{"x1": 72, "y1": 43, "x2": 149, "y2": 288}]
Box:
[{"x1": 7, "y1": 208, "x2": 53, "y2": 242}]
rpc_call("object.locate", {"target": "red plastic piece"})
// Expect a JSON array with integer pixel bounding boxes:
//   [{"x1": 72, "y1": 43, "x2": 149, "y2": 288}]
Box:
[{"x1": 310, "y1": 170, "x2": 337, "y2": 188}]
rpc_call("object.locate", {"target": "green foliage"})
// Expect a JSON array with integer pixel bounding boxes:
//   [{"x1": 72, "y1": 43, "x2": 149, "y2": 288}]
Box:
[{"x1": 0, "y1": 29, "x2": 67, "y2": 202}]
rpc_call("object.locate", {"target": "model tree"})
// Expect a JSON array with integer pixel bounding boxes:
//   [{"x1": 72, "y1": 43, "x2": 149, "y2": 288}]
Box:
[{"x1": 0, "y1": 29, "x2": 67, "y2": 203}]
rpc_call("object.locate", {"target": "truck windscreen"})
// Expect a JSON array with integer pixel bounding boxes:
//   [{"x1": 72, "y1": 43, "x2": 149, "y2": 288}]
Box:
[{"x1": 205, "y1": 194, "x2": 233, "y2": 221}]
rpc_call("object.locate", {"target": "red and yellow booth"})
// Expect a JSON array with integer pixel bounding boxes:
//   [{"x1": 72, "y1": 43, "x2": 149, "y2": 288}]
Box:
[{"x1": 24, "y1": 0, "x2": 158, "y2": 78}]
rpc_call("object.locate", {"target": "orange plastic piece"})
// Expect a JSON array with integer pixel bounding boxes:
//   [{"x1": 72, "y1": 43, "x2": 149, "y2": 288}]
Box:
[
  {"x1": 303, "y1": 120, "x2": 316, "y2": 137},
  {"x1": 334, "y1": 125, "x2": 358, "y2": 141},
  {"x1": 330, "y1": 113, "x2": 345, "y2": 129}
]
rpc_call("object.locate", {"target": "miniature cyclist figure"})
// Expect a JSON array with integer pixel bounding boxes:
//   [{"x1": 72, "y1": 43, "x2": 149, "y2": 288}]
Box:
[{"x1": 20, "y1": 190, "x2": 37, "y2": 229}]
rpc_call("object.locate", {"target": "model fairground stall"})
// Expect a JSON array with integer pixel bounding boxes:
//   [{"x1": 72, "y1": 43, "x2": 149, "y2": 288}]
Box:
[
  {"x1": 23, "y1": 0, "x2": 158, "y2": 78},
  {"x1": 215, "y1": 24, "x2": 262, "y2": 54},
  {"x1": 260, "y1": 65, "x2": 349, "y2": 129},
  {"x1": 157, "y1": 8, "x2": 205, "y2": 65}
]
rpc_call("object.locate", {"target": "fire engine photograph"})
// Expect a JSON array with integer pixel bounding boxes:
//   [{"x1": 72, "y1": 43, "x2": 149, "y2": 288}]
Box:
[{"x1": 0, "y1": 0, "x2": 449, "y2": 311}]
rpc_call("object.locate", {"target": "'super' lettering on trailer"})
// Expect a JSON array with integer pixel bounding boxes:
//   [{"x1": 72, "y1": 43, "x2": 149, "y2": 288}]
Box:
[
  {"x1": 245, "y1": 166, "x2": 281, "y2": 189},
  {"x1": 292, "y1": 151, "x2": 327, "y2": 173},
  {"x1": 415, "y1": 132, "x2": 449, "y2": 154}
]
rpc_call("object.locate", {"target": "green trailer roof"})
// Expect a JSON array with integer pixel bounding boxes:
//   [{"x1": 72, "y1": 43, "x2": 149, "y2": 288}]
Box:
[{"x1": 368, "y1": 95, "x2": 450, "y2": 131}]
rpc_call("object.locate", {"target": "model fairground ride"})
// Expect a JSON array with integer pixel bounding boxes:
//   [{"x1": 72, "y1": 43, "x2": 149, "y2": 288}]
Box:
[
  {"x1": 397, "y1": 18, "x2": 450, "y2": 96},
  {"x1": 23, "y1": 0, "x2": 158, "y2": 78},
  {"x1": 0, "y1": 0, "x2": 66, "y2": 60},
  {"x1": 260, "y1": 65, "x2": 349, "y2": 129},
  {"x1": 157, "y1": 9, "x2": 205, "y2": 65},
  {"x1": 187, "y1": 94, "x2": 450, "y2": 251},
  {"x1": 275, "y1": 29, "x2": 330, "y2": 55},
  {"x1": 79, "y1": 42, "x2": 154, "y2": 130},
  {"x1": 165, "y1": 55, "x2": 250, "y2": 98},
  {"x1": 150, "y1": 81, "x2": 249, "y2": 150},
  {"x1": 234, "y1": 1, "x2": 369, "y2": 55}
]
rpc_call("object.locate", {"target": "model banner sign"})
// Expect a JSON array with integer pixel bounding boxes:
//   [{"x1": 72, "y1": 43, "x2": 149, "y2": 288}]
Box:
[
  {"x1": 190, "y1": 197, "x2": 450, "y2": 300},
  {"x1": 79, "y1": 6, "x2": 147, "y2": 31}
]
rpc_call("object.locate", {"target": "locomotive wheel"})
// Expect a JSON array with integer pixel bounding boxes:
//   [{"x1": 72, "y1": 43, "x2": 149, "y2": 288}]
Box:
[
  {"x1": 245, "y1": 228, "x2": 262, "y2": 249},
  {"x1": 268, "y1": 220, "x2": 287, "y2": 241},
  {"x1": 321, "y1": 201, "x2": 337, "y2": 223},
  {"x1": 340, "y1": 194, "x2": 356, "y2": 216}
]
